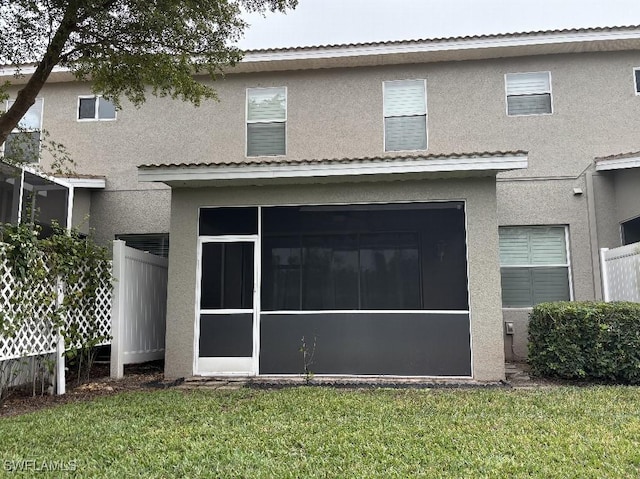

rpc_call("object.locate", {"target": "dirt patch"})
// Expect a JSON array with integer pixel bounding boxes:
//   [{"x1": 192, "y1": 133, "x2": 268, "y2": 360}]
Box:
[{"x1": 0, "y1": 361, "x2": 167, "y2": 418}]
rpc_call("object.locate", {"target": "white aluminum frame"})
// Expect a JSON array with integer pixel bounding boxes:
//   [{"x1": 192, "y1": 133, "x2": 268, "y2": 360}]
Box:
[
  {"x1": 499, "y1": 224, "x2": 574, "y2": 309},
  {"x1": 194, "y1": 200, "x2": 474, "y2": 379},
  {"x1": 382, "y1": 79, "x2": 428, "y2": 153},
  {"x1": 245, "y1": 86, "x2": 287, "y2": 158},
  {"x1": 76, "y1": 95, "x2": 117, "y2": 122},
  {"x1": 194, "y1": 230, "x2": 260, "y2": 376},
  {"x1": 504, "y1": 71, "x2": 554, "y2": 117}
]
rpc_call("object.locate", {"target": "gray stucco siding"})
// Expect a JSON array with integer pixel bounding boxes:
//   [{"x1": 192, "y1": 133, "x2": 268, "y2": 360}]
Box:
[{"x1": 164, "y1": 177, "x2": 505, "y2": 381}]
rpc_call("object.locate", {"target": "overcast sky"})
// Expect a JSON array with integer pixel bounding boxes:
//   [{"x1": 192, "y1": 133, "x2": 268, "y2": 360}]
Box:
[{"x1": 239, "y1": 0, "x2": 640, "y2": 49}]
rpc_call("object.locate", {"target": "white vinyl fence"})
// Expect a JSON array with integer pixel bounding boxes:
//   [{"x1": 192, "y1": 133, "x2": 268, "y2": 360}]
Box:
[
  {"x1": 600, "y1": 242, "x2": 640, "y2": 302},
  {"x1": 110, "y1": 241, "x2": 168, "y2": 378},
  {"x1": 0, "y1": 240, "x2": 168, "y2": 393}
]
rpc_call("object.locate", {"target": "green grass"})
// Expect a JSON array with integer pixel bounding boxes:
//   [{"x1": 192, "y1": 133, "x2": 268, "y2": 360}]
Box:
[{"x1": 1, "y1": 387, "x2": 640, "y2": 478}]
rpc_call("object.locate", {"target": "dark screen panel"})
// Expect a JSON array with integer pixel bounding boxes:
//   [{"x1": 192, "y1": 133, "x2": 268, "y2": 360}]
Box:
[
  {"x1": 199, "y1": 314, "x2": 253, "y2": 357},
  {"x1": 260, "y1": 312, "x2": 471, "y2": 376},
  {"x1": 200, "y1": 242, "x2": 253, "y2": 309},
  {"x1": 200, "y1": 207, "x2": 258, "y2": 236},
  {"x1": 262, "y1": 203, "x2": 468, "y2": 311}
]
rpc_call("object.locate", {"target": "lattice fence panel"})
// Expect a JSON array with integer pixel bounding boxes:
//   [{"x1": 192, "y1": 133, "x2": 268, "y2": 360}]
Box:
[
  {"x1": 0, "y1": 243, "x2": 112, "y2": 362},
  {"x1": 64, "y1": 262, "x2": 112, "y2": 349}
]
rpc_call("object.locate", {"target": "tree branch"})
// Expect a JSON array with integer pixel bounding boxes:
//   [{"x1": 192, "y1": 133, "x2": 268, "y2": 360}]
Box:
[{"x1": 0, "y1": 2, "x2": 79, "y2": 146}]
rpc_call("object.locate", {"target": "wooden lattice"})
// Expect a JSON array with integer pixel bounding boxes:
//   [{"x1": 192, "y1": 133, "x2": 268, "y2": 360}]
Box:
[{"x1": 0, "y1": 244, "x2": 112, "y2": 362}]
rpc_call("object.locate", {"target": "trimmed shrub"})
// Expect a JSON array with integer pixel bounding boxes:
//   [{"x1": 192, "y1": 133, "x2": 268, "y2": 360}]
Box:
[{"x1": 528, "y1": 301, "x2": 640, "y2": 383}]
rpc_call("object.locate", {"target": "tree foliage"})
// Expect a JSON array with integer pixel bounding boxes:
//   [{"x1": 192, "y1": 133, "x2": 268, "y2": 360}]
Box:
[{"x1": 0, "y1": 0, "x2": 297, "y2": 144}]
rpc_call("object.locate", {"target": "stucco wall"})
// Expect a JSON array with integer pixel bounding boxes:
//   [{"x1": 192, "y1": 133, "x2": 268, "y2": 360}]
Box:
[
  {"x1": 614, "y1": 168, "x2": 640, "y2": 225},
  {"x1": 71, "y1": 188, "x2": 92, "y2": 235},
  {"x1": 164, "y1": 176, "x2": 505, "y2": 381},
  {"x1": 10, "y1": 48, "x2": 640, "y2": 365},
  {"x1": 28, "y1": 51, "x2": 640, "y2": 180},
  {"x1": 497, "y1": 175, "x2": 598, "y2": 360},
  {"x1": 17, "y1": 50, "x2": 639, "y2": 266}
]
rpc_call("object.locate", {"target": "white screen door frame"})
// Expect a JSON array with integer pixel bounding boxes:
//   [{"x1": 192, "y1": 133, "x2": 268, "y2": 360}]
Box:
[{"x1": 195, "y1": 235, "x2": 260, "y2": 375}]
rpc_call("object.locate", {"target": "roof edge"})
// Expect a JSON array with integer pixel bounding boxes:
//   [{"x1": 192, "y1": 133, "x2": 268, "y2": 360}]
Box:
[
  {"x1": 138, "y1": 151, "x2": 528, "y2": 185},
  {"x1": 3, "y1": 26, "x2": 640, "y2": 82}
]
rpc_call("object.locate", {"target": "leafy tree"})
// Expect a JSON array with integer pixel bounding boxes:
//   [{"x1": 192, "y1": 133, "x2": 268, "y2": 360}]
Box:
[{"x1": 0, "y1": 0, "x2": 297, "y2": 145}]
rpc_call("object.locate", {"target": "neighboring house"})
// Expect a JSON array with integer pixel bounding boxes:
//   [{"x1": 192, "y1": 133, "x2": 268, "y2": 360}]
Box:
[{"x1": 2, "y1": 26, "x2": 640, "y2": 381}]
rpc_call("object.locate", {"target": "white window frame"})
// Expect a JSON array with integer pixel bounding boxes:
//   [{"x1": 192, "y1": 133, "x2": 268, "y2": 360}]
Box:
[
  {"x1": 499, "y1": 225, "x2": 573, "y2": 309},
  {"x1": 3, "y1": 98, "x2": 44, "y2": 163},
  {"x1": 382, "y1": 79, "x2": 428, "y2": 153},
  {"x1": 245, "y1": 86, "x2": 287, "y2": 158},
  {"x1": 77, "y1": 95, "x2": 117, "y2": 122},
  {"x1": 504, "y1": 71, "x2": 553, "y2": 117},
  {"x1": 633, "y1": 67, "x2": 640, "y2": 96}
]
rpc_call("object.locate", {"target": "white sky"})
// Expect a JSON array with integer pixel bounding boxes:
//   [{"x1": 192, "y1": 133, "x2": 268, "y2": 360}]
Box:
[{"x1": 239, "y1": 0, "x2": 640, "y2": 49}]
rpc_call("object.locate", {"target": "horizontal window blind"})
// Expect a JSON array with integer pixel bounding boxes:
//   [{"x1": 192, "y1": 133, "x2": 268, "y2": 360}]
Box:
[
  {"x1": 507, "y1": 94, "x2": 552, "y2": 116},
  {"x1": 247, "y1": 88, "x2": 286, "y2": 122},
  {"x1": 505, "y1": 72, "x2": 550, "y2": 95},
  {"x1": 247, "y1": 87, "x2": 286, "y2": 156},
  {"x1": 247, "y1": 123, "x2": 286, "y2": 157},
  {"x1": 499, "y1": 226, "x2": 570, "y2": 307},
  {"x1": 505, "y1": 72, "x2": 552, "y2": 115},
  {"x1": 384, "y1": 116, "x2": 428, "y2": 151},
  {"x1": 499, "y1": 227, "x2": 567, "y2": 265},
  {"x1": 384, "y1": 79, "x2": 427, "y2": 152},
  {"x1": 501, "y1": 267, "x2": 570, "y2": 307},
  {"x1": 384, "y1": 80, "x2": 426, "y2": 117}
]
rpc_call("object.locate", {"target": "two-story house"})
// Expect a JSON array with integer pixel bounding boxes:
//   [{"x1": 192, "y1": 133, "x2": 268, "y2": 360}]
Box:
[{"x1": 3, "y1": 26, "x2": 640, "y2": 381}]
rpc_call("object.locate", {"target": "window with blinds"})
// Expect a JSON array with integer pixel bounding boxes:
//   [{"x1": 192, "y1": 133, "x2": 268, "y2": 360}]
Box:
[
  {"x1": 383, "y1": 79, "x2": 427, "y2": 152},
  {"x1": 3, "y1": 98, "x2": 43, "y2": 163},
  {"x1": 246, "y1": 87, "x2": 286, "y2": 157},
  {"x1": 505, "y1": 72, "x2": 552, "y2": 116},
  {"x1": 499, "y1": 226, "x2": 570, "y2": 307}
]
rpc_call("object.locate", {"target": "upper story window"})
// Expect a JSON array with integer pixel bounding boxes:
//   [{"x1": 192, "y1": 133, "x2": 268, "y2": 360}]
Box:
[
  {"x1": 383, "y1": 79, "x2": 427, "y2": 152},
  {"x1": 246, "y1": 87, "x2": 286, "y2": 157},
  {"x1": 78, "y1": 95, "x2": 116, "y2": 121},
  {"x1": 505, "y1": 72, "x2": 552, "y2": 116},
  {"x1": 499, "y1": 226, "x2": 571, "y2": 307},
  {"x1": 633, "y1": 68, "x2": 640, "y2": 95},
  {"x1": 3, "y1": 98, "x2": 43, "y2": 163}
]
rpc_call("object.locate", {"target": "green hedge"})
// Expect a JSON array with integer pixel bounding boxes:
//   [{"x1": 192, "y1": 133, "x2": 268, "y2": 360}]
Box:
[{"x1": 528, "y1": 301, "x2": 640, "y2": 383}]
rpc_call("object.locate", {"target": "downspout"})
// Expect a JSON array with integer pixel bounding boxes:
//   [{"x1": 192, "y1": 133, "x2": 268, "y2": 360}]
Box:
[{"x1": 585, "y1": 168, "x2": 603, "y2": 300}]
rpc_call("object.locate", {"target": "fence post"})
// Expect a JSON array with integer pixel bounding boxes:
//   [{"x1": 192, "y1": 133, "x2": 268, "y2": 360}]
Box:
[
  {"x1": 599, "y1": 248, "x2": 610, "y2": 302},
  {"x1": 110, "y1": 240, "x2": 126, "y2": 379},
  {"x1": 55, "y1": 276, "x2": 65, "y2": 395}
]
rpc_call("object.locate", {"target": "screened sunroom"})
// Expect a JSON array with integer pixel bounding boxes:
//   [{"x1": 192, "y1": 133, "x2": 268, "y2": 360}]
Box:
[
  {"x1": 196, "y1": 202, "x2": 471, "y2": 376},
  {"x1": 140, "y1": 150, "x2": 528, "y2": 380}
]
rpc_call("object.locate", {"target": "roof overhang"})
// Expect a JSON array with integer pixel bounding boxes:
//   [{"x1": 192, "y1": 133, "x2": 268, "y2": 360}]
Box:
[
  {"x1": 3, "y1": 27, "x2": 640, "y2": 83},
  {"x1": 138, "y1": 152, "x2": 528, "y2": 188},
  {"x1": 595, "y1": 154, "x2": 640, "y2": 171}
]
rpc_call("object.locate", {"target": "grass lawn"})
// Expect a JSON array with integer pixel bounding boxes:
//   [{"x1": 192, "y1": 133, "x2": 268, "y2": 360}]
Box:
[{"x1": 1, "y1": 386, "x2": 639, "y2": 478}]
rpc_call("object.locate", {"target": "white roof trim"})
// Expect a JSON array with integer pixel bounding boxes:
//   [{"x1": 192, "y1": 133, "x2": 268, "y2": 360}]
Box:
[
  {"x1": 4, "y1": 28, "x2": 640, "y2": 81},
  {"x1": 242, "y1": 29, "x2": 640, "y2": 63},
  {"x1": 64, "y1": 177, "x2": 106, "y2": 189},
  {"x1": 595, "y1": 156, "x2": 640, "y2": 171},
  {"x1": 138, "y1": 155, "x2": 528, "y2": 184}
]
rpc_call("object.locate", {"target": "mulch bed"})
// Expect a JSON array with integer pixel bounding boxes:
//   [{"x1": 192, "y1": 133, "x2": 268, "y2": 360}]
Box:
[{"x1": 0, "y1": 361, "x2": 166, "y2": 418}]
